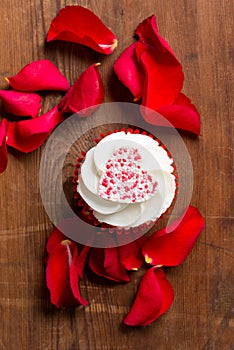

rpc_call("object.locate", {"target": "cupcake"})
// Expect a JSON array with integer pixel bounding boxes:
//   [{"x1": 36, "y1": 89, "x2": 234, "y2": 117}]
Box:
[{"x1": 73, "y1": 129, "x2": 177, "y2": 234}]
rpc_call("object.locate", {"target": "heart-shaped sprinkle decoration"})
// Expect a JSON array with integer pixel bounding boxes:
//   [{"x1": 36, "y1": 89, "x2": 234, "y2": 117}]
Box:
[{"x1": 98, "y1": 146, "x2": 158, "y2": 203}]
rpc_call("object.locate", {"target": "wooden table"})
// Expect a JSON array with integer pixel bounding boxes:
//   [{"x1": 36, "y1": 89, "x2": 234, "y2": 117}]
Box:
[{"x1": 0, "y1": 1, "x2": 233, "y2": 349}]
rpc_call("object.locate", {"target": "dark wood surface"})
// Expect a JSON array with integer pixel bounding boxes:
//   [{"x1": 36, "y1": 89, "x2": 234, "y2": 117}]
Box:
[{"x1": 0, "y1": 1, "x2": 233, "y2": 349}]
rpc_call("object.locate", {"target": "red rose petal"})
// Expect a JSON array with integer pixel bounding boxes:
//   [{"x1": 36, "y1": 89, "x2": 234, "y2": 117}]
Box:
[
  {"x1": 6, "y1": 106, "x2": 64, "y2": 153},
  {"x1": 135, "y1": 16, "x2": 201, "y2": 134},
  {"x1": 113, "y1": 43, "x2": 144, "y2": 101},
  {"x1": 58, "y1": 63, "x2": 104, "y2": 117},
  {"x1": 6, "y1": 60, "x2": 70, "y2": 92},
  {"x1": 142, "y1": 206, "x2": 205, "y2": 267},
  {"x1": 46, "y1": 231, "x2": 88, "y2": 308},
  {"x1": 123, "y1": 267, "x2": 174, "y2": 326},
  {"x1": 135, "y1": 15, "x2": 184, "y2": 109},
  {"x1": 70, "y1": 248, "x2": 88, "y2": 306},
  {"x1": 46, "y1": 227, "x2": 67, "y2": 255},
  {"x1": 136, "y1": 41, "x2": 184, "y2": 110},
  {"x1": 114, "y1": 14, "x2": 184, "y2": 106},
  {"x1": 158, "y1": 93, "x2": 201, "y2": 135},
  {"x1": 0, "y1": 119, "x2": 8, "y2": 173},
  {"x1": 46, "y1": 241, "x2": 79, "y2": 307},
  {"x1": 135, "y1": 15, "x2": 179, "y2": 59},
  {"x1": 118, "y1": 235, "x2": 148, "y2": 271},
  {"x1": 141, "y1": 93, "x2": 201, "y2": 135},
  {"x1": 0, "y1": 90, "x2": 41, "y2": 118},
  {"x1": 113, "y1": 15, "x2": 200, "y2": 135},
  {"x1": 47, "y1": 6, "x2": 117, "y2": 55},
  {"x1": 89, "y1": 247, "x2": 130, "y2": 283}
]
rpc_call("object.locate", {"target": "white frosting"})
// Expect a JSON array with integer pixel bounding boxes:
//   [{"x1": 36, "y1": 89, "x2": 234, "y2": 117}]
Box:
[{"x1": 77, "y1": 132, "x2": 176, "y2": 228}]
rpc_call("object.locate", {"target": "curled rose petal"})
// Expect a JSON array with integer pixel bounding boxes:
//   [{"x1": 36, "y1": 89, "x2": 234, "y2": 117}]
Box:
[
  {"x1": 118, "y1": 235, "x2": 148, "y2": 271},
  {"x1": 135, "y1": 15, "x2": 179, "y2": 59},
  {"x1": 135, "y1": 16, "x2": 200, "y2": 134},
  {"x1": 47, "y1": 6, "x2": 117, "y2": 55},
  {"x1": 113, "y1": 43, "x2": 144, "y2": 101},
  {"x1": 136, "y1": 41, "x2": 184, "y2": 110},
  {"x1": 0, "y1": 90, "x2": 41, "y2": 118},
  {"x1": 6, "y1": 106, "x2": 64, "y2": 153},
  {"x1": 123, "y1": 267, "x2": 174, "y2": 326},
  {"x1": 58, "y1": 63, "x2": 104, "y2": 117},
  {"x1": 6, "y1": 60, "x2": 70, "y2": 92},
  {"x1": 113, "y1": 15, "x2": 200, "y2": 135},
  {"x1": 141, "y1": 93, "x2": 201, "y2": 135},
  {"x1": 158, "y1": 93, "x2": 201, "y2": 135},
  {"x1": 114, "y1": 14, "x2": 184, "y2": 106},
  {"x1": 135, "y1": 15, "x2": 184, "y2": 109},
  {"x1": 89, "y1": 247, "x2": 130, "y2": 283},
  {"x1": 46, "y1": 243, "x2": 77, "y2": 307},
  {"x1": 46, "y1": 236, "x2": 88, "y2": 307},
  {"x1": 0, "y1": 119, "x2": 8, "y2": 173},
  {"x1": 142, "y1": 206, "x2": 205, "y2": 267}
]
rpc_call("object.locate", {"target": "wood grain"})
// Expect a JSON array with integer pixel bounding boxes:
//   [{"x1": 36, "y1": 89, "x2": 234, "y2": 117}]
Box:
[{"x1": 0, "y1": 0, "x2": 233, "y2": 349}]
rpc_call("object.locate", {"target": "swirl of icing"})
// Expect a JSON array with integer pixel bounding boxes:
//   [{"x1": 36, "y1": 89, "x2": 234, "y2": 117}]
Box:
[{"x1": 77, "y1": 132, "x2": 176, "y2": 228}]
